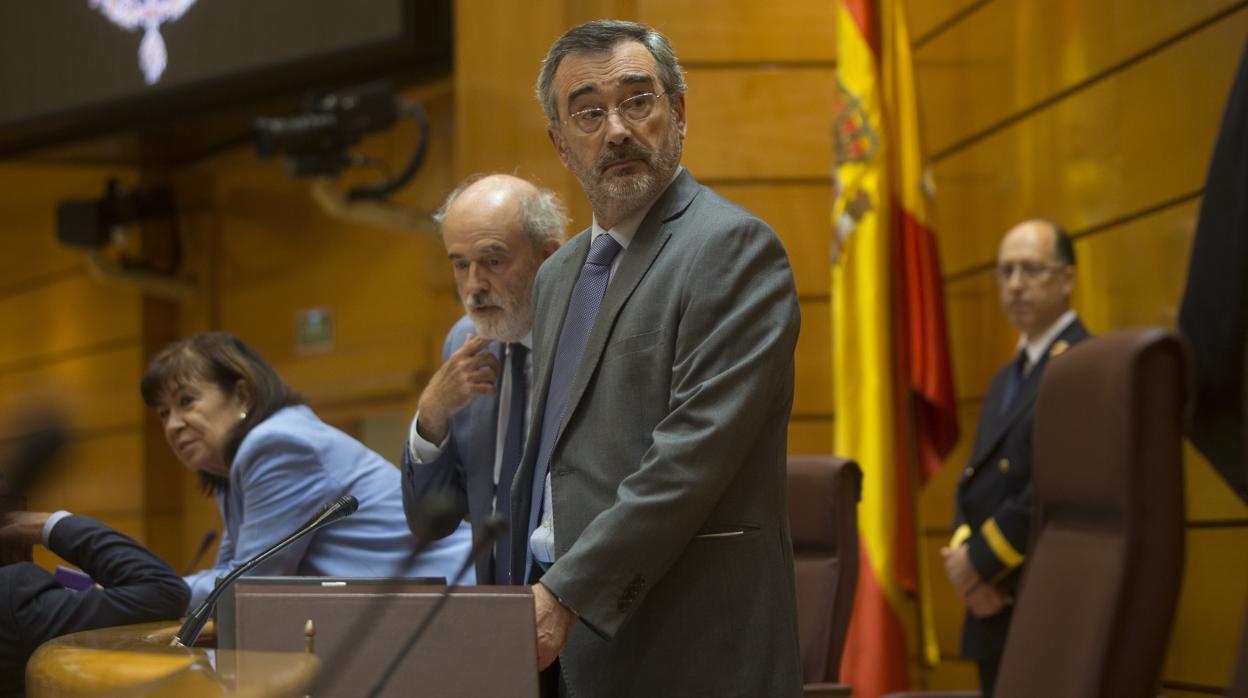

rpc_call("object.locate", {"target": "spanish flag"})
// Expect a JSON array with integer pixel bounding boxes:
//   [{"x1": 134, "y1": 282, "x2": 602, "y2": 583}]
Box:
[{"x1": 832, "y1": 1, "x2": 958, "y2": 695}]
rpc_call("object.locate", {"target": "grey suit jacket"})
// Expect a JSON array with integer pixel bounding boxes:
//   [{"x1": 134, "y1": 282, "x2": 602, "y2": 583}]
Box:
[{"x1": 510, "y1": 170, "x2": 803, "y2": 697}]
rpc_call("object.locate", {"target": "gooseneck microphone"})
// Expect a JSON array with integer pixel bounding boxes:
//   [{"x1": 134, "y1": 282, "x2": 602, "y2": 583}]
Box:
[
  {"x1": 170, "y1": 494, "x2": 359, "y2": 647},
  {"x1": 364, "y1": 512, "x2": 508, "y2": 698}
]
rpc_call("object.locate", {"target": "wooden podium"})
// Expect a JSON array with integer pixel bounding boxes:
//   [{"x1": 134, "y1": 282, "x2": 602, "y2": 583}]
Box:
[{"x1": 219, "y1": 579, "x2": 539, "y2": 698}]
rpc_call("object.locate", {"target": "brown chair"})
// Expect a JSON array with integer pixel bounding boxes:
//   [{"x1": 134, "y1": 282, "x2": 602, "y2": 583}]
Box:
[
  {"x1": 890, "y1": 327, "x2": 1189, "y2": 698},
  {"x1": 787, "y1": 455, "x2": 862, "y2": 698}
]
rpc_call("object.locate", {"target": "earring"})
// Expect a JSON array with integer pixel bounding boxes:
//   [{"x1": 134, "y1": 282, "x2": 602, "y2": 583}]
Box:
[{"x1": 240, "y1": 411, "x2": 248, "y2": 420}]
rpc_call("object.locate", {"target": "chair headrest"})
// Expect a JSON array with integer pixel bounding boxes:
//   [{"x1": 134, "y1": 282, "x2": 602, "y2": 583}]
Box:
[{"x1": 787, "y1": 455, "x2": 861, "y2": 552}]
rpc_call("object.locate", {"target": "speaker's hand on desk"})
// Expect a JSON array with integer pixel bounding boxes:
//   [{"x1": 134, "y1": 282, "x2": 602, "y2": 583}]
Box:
[{"x1": 533, "y1": 582, "x2": 574, "y2": 670}]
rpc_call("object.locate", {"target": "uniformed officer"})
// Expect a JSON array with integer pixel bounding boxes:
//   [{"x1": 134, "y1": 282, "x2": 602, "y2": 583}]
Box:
[{"x1": 942, "y1": 219, "x2": 1090, "y2": 696}]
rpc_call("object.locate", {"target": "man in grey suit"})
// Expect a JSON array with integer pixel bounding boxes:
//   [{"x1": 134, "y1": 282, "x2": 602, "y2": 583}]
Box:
[
  {"x1": 401, "y1": 174, "x2": 564, "y2": 585},
  {"x1": 510, "y1": 20, "x2": 803, "y2": 696}
]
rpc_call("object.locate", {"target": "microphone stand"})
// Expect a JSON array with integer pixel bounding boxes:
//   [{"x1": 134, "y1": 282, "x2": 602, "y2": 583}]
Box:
[
  {"x1": 170, "y1": 495, "x2": 358, "y2": 647},
  {"x1": 364, "y1": 513, "x2": 508, "y2": 698}
]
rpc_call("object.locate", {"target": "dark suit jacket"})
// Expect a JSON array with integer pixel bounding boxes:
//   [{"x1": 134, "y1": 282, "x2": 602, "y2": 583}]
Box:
[
  {"x1": 401, "y1": 315, "x2": 508, "y2": 584},
  {"x1": 953, "y1": 317, "x2": 1090, "y2": 661},
  {"x1": 510, "y1": 170, "x2": 804, "y2": 697},
  {"x1": 0, "y1": 515, "x2": 189, "y2": 696}
]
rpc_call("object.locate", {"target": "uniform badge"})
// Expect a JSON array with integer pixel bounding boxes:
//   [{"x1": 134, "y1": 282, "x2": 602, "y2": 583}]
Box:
[{"x1": 1049, "y1": 340, "x2": 1070, "y2": 358}]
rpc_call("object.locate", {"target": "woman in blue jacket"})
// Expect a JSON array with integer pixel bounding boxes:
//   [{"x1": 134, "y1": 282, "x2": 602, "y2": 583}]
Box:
[{"x1": 141, "y1": 332, "x2": 473, "y2": 608}]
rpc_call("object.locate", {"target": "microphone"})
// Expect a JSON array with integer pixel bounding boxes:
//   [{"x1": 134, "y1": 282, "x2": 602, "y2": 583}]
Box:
[
  {"x1": 181, "y1": 529, "x2": 218, "y2": 576},
  {"x1": 365, "y1": 512, "x2": 508, "y2": 698},
  {"x1": 170, "y1": 494, "x2": 359, "y2": 647}
]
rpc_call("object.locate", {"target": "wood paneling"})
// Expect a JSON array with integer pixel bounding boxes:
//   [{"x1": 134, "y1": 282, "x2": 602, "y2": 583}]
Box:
[
  {"x1": 0, "y1": 342, "x2": 143, "y2": 435},
  {"x1": 454, "y1": 1, "x2": 576, "y2": 191},
  {"x1": 795, "y1": 299, "x2": 832, "y2": 415},
  {"x1": 1072, "y1": 200, "x2": 1197, "y2": 332},
  {"x1": 904, "y1": 0, "x2": 986, "y2": 44},
  {"x1": 1164, "y1": 527, "x2": 1248, "y2": 688},
  {"x1": 943, "y1": 271, "x2": 1015, "y2": 401},
  {"x1": 789, "y1": 418, "x2": 834, "y2": 455},
  {"x1": 639, "y1": 0, "x2": 836, "y2": 63},
  {"x1": 932, "y1": 9, "x2": 1248, "y2": 276},
  {"x1": 915, "y1": 0, "x2": 1246, "y2": 154},
  {"x1": 0, "y1": 274, "x2": 140, "y2": 371},
  {"x1": 26, "y1": 431, "x2": 143, "y2": 515},
  {"x1": 716, "y1": 184, "x2": 833, "y2": 296},
  {"x1": 683, "y1": 67, "x2": 836, "y2": 180}
]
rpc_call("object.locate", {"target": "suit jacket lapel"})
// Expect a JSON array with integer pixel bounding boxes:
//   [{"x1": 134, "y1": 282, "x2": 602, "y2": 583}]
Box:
[{"x1": 555, "y1": 170, "x2": 700, "y2": 441}]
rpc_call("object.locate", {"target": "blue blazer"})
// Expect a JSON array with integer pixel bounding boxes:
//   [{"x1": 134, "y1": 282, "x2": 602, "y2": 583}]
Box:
[
  {"x1": 401, "y1": 315, "x2": 508, "y2": 585},
  {"x1": 185, "y1": 405, "x2": 473, "y2": 608}
]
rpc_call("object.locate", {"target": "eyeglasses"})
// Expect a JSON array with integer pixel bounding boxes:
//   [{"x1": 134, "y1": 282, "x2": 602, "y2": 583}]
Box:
[
  {"x1": 993, "y1": 261, "x2": 1068, "y2": 283},
  {"x1": 565, "y1": 92, "x2": 666, "y2": 134}
]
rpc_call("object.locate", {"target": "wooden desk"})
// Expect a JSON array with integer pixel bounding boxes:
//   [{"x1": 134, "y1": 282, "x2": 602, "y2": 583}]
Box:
[{"x1": 27, "y1": 620, "x2": 318, "y2": 697}]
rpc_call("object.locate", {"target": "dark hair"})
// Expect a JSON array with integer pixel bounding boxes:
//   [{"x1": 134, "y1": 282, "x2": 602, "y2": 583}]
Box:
[
  {"x1": 1050, "y1": 222, "x2": 1076, "y2": 266},
  {"x1": 141, "y1": 332, "x2": 303, "y2": 493},
  {"x1": 536, "y1": 19, "x2": 687, "y2": 125}
]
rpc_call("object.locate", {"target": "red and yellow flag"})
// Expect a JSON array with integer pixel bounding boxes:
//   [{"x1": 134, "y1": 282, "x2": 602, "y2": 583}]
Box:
[{"x1": 832, "y1": 1, "x2": 958, "y2": 695}]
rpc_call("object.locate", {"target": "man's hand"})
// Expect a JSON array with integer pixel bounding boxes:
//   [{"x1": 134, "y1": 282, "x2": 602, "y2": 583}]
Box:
[
  {"x1": 964, "y1": 581, "x2": 1013, "y2": 618},
  {"x1": 532, "y1": 582, "x2": 575, "y2": 671},
  {"x1": 415, "y1": 334, "x2": 500, "y2": 444},
  {"x1": 940, "y1": 544, "x2": 982, "y2": 597}
]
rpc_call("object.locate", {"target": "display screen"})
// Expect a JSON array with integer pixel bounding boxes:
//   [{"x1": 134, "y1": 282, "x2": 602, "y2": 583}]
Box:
[{"x1": 0, "y1": 0, "x2": 450, "y2": 153}]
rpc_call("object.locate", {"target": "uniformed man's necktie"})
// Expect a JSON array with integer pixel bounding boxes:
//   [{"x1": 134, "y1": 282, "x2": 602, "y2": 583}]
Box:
[
  {"x1": 493, "y1": 342, "x2": 526, "y2": 584},
  {"x1": 999, "y1": 351, "x2": 1029, "y2": 414},
  {"x1": 525, "y1": 234, "x2": 622, "y2": 581}
]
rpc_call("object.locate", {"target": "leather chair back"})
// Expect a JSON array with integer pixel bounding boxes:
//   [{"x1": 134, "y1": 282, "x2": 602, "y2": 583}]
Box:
[
  {"x1": 996, "y1": 328, "x2": 1188, "y2": 697},
  {"x1": 787, "y1": 456, "x2": 862, "y2": 684}
]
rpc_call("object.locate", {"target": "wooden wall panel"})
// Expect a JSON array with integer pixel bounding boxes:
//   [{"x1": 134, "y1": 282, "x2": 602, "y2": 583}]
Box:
[
  {"x1": 683, "y1": 67, "x2": 836, "y2": 180},
  {"x1": 903, "y1": 0, "x2": 986, "y2": 44},
  {"x1": 1072, "y1": 200, "x2": 1197, "y2": 332},
  {"x1": 789, "y1": 419, "x2": 833, "y2": 455},
  {"x1": 0, "y1": 275, "x2": 141, "y2": 370},
  {"x1": 0, "y1": 343, "x2": 143, "y2": 435},
  {"x1": 914, "y1": 0, "x2": 1245, "y2": 154},
  {"x1": 1164, "y1": 527, "x2": 1248, "y2": 687},
  {"x1": 931, "y1": 9, "x2": 1248, "y2": 276},
  {"x1": 943, "y1": 271, "x2": 1014, "y2": 401},
  {"x1": 715, "y1": 184, "x2": 832, "y2": 296},
  {"x1": 639, "y1": 0, "x2": 836, "y2": 63},
  {"x1": 26, "y1": 432, "x2": 144, "y2": 515},
  {"x1": 795, "y1": 300, "x2": 833, "y2": 415}
]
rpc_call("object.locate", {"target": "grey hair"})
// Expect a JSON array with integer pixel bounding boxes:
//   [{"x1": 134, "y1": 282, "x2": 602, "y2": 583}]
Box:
[
  {"x1": 536, "y1": 19, "x2": 687, "y2": 125},
  {"x1": 433, "y1": 174, "x2": 568, "y2": 247}
]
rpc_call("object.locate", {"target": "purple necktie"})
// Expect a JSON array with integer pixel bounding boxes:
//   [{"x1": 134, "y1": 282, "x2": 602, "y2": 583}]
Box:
[{"x1": 525, "y1": 234, "x2": 622, "y2": 581}]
